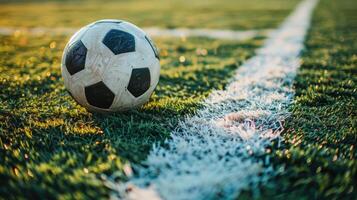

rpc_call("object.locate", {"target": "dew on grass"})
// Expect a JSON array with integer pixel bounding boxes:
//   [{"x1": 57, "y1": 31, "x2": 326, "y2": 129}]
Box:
[
  {"x1": 196, "y1": 48, "x2": 208, "y2": 56},
  {"x1": 49, "y1": 41, "x2": 56, "y2": 49},
  {"x1": 27, "y1": 170, "x2": 34, "y2": 178},
  {"x1": 179, "y1": 56, "x2": 186, "y2": 63},
  {"x1": 13, "y1": 167, "x2": 19, "y2": 176}
]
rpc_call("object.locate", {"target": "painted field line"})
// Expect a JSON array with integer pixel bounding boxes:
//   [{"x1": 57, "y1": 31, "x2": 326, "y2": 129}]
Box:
[
  {"x1": 104, "y1": 0, "x2": 319, "y2": 199},
  {"x1": 0, "y1": 26, "x2": 269, "y2": 41}
]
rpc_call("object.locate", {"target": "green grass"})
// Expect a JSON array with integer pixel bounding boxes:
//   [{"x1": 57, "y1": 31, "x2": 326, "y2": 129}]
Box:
[
  {"x1": 0, "y1": 0, "x2": 299, "y2": 29},
  {"x1": 0, "y1": 31, "x2": 264, "y2": 198},
  {"x1": 242, "y1": 0, "x2": 356, "y2": 199},
  {"x1": 1, "y1": 0, "x2": 356, "y2": 199},
  {"x1": 0, "y1": 1, "x2": 301, "y2": 198}
]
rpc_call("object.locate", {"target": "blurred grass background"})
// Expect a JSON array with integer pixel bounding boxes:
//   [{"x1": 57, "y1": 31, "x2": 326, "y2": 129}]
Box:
[{"x1": 0, "y1": 0, "x2": 299, "y2": 29}]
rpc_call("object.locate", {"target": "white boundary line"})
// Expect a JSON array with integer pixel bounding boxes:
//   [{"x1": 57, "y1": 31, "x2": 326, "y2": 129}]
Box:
[
  {"x1": 0, "y1": 26, "x2": 270, "y2": 41},
  {"x1": 105, "y1": 0, "x2": 319, "y2": 199}
]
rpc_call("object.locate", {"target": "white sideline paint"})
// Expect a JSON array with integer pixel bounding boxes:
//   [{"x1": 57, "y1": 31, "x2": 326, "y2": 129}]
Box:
[
  {"x1": 0, "y1": 26, "x2": 268, "y2": 41},
  {"x1": 106, "y1": 0, "x2": 319, "y2": 199}
]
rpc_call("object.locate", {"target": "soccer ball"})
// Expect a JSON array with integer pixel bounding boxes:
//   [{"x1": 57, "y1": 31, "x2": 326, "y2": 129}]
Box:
[{"x1": 61, "y1": 19, "x2": 160, "y2": 112}]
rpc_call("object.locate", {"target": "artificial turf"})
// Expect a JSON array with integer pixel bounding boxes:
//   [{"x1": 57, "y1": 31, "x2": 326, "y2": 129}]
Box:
[
  {"x1": 0, "y1": 0, "x2": 356, "y2": 199},
  {"x1": 0, "y1": 27, "x2": 265, "y2": 199},
  {"x1": 245, "y1": 0, "x2": 356, "y2": 199}
]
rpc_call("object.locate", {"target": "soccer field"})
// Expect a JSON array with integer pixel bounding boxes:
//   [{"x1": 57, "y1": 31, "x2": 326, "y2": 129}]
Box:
[{"x1": 0, "y1": 0, "x2": 356, "y2": 199}]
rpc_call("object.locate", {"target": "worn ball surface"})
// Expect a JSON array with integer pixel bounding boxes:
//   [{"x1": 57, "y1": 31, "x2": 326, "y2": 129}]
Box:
[{"x1": 61, "y1": 19, "x2": 160, "y2": 112}]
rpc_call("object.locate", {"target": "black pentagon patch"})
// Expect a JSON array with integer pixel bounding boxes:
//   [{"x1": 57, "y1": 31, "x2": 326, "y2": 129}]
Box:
[
  {"x1": 127, "y1": 68, "x2": 151, "y2": 97},
  {"x1": 65, "y1": 40, "x2": 87, "y2": 75},
  {"x1": 102, "y1": 29, "x2": 135, "y2": 55},
  {"x1": 145, "y1": 35, "x2": 160, "y2": 60},
  {"x1": 85, "y1": 81, "x2": 115, "y2": 109}
]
